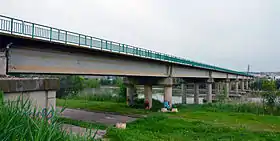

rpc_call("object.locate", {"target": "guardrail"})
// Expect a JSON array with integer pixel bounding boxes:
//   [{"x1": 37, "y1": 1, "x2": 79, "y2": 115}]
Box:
[{"x1": 0, "y1": 15, "x2": 250, "y2": 76}]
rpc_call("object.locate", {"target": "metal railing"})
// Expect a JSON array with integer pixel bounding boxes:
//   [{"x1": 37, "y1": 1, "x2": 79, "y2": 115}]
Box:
[{"x1": 0, "y1": 15, "x2": 250, "y2": 76}]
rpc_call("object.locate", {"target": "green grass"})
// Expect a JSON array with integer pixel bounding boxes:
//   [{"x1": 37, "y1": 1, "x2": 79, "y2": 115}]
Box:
[
  {"x1": 107, "y1": 114, "x2": 280, "y2": 141},
  {"x1": 58, "y1": 117, "x2": 108, "y2": 130},
  {"x1": 57, "y1": 99, "x2": 152, "y2": 116},
  {"x1": 57, "y1": 98, "x2": 280, "y2": 140},
  {"x1": 168, "y1": 111, "x2": 280, "y2": 132}
]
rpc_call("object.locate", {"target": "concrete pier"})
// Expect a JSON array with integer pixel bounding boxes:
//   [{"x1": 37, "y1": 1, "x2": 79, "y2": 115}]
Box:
[
  {"x1": 181, "y1": 83, "x2": 186, "y2": 104},
  {"x1": 241, "y1": 80, "x2": 245, "y2": 92},
  {"x1": 216, "y1": 82, "x2": 221, "y2": 95},
  {"x1": 194, "y1": 83, "x2": 199, "y2": 104},
  {"x1": 235, "y1": 80, "x2": 239, "y2": 95},
  {"x1": 126, "y1": 84, "x2": 136, "y2": 106},
  {"x1": 144, "y1": 85, "x2": 152, "y2": 109},
  {"x1": 206, "y1": 81, "x2": 213, "y2": 103},
  {"x1": 245, "y1": 80, "x2": 249, "y2": 90},
  {"x1": 164, "y1": 85, "x2": 173, "y2": 107},
  {"x1": 225, "y1": 80, "x2": 230, "y2": 98}
]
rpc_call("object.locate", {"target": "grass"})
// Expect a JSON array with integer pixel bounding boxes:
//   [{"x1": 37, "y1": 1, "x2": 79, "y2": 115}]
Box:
[
  {"x1": 0, "y1": 96, "x2": 98, "y2": 140},
  {"x1": 57, "y1": 99, "x2": 152, "y2": 116},
  {"x1": 67, "y1": 92, "x2": 125, "y2": 103},
  {"x1": 107, "y1": 114, "x2": 280, "y2": 141},
  {"x1": 57, "y1": 98, "x2": 280, "y2": 140}
]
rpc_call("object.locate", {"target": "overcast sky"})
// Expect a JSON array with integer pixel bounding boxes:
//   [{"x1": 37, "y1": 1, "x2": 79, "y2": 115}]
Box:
[{"x1": 1, "y1": 0, "x2": 279, "y2": 72}]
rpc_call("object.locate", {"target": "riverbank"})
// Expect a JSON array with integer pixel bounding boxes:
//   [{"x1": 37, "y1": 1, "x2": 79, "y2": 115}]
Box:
[{"x1": 57, "y1": 99, "x2": 280, "y2": 140}]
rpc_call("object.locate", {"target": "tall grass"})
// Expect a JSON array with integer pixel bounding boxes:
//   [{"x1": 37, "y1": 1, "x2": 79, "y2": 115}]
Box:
[
  {"x1": 0, "y1": 91, "x2": 97, "y2": 141},
  {"x1": 177, "y1": 102, "x2": 280, "y2": 116},
  {"x1": 68, "y1": 92, "x2": 125, "y2": 103}
]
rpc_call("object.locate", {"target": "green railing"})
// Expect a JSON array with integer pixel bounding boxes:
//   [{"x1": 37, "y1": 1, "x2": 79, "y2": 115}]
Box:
[{"x1": 0, "y1": 15, "x2": 250, "y2": 76}]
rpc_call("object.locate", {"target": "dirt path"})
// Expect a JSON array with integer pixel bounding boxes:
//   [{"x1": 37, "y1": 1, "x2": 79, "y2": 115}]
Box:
[
  {"x1": 59, "y1": 108, "x2": 137, "y2": 125},
  {"x1": 61, "y1": 124, "x2": 107, "y2": 140}
]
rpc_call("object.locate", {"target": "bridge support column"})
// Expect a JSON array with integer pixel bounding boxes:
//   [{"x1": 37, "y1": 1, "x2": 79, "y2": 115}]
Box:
[
  {"x1": 216, "y1": 82, "x2": 221, "y2": 95},
  {"x1": 235, "y1": 79, "x2": 239, "y2": 95},
  {"x1": 241, "y1": 79, "x2": 245, "y2": 92},
  {"x1": 164, "y1": 85, "x2": 173, "y2": 108},
  {"x1": 126, "y1": 84, "x2": 136, "y2": 106},
  {"x1": 206, "y1": 79, "x2": 214, "y2": 103},
  {"x1": 0, "y1": 51, "x2": 6, "y2": 75},
  {"x1": 144, "y1": 85, "x2": 152, "y2": 109},
  {"x1": 225, "y1": 79, "x2": 230, "y2": 98},
  {"x1": 229, "y1": 81, "x2": 233, "y2": 92},
  {"x1": 245, "y1": 80, "x2": 249, "y2": 91},
  {"x1": 194, "y1": 83, "x2": 199, "y2": 104},
  {"x1": 181, "y1": 83, "x2": 186, "y2": 104}
]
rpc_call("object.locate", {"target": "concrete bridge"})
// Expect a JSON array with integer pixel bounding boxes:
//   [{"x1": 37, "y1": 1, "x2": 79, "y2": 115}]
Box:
[{"x1": 0, "y1": 15, "x2": 253, "y2": 109}]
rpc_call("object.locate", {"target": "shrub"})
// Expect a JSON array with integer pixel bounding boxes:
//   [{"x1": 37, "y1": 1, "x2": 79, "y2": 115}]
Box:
[
  {"x1": 57, "y1": 76, "x2": 86, "y2": 98},
  {"x1": 131, "y1": 99, "x2": 163, "y2": 112}
]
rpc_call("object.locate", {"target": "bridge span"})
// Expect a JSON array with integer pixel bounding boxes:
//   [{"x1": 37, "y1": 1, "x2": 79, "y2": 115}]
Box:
[{"x1": 0, "y1": 15, "x2": 253, "y2": 109}]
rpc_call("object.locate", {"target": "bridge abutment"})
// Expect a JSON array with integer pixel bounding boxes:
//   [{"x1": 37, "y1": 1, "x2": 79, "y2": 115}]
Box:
[{"x1": 0, "y1": 78, "x2": 59, "y2": 110}]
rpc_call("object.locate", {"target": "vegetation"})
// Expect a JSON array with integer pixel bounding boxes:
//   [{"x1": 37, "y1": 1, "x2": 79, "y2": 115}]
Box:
[
  {"x1": 131, "y1": 98, "x2": 164, "y2": 112},
  {"x1": 0, "y1": 92, "x2": 97, "y2": 141},
  {"x1": 57, "y1": 99, "x2": 150, "y2": 116},
  {"x1": 106, "y1": 112, "x2": 280, "y2": 141},
  {"x1": 57, "y1": 76, "x2": 87, "y2": 98},
  {"x1": 57, "y1": 94, "x2": 280, "y2": 141}
]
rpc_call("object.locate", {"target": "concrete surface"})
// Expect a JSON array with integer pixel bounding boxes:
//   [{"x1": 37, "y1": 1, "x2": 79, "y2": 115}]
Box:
[
  {"x1": 1, "y1": 77, "x2": 59, "y2": 110},
  {"x1": 60, "y1": 108, "x2": 137, "y2": 126},
  {"x1": 4, "y1": 90, "x2": 56, "y2": 110},
  {"x1": 61, "y1": 124, "x2": 107, "y2": 140},
  {"x1": 0, "y1": 77, "x2": 59, "y2": 93}
]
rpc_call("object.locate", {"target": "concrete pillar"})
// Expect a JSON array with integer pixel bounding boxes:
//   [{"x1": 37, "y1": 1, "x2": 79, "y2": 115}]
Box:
[
  {"x1": 225, "y1": 80, "x2": 230, "y2": 98},
  {"x1": 235, "y1": 80, "x2": 239, "y2": 95},
  {"x1": 144, "y1": 85, "x2": 153, "y2": 109},
  {"x1": 229, "y1": 81, "x2": 233, "y2": 91},
  {"x1": 207, "y1": 83, "x2": 212, "y2": 103},
  {"x1": 241, "y1": 80, "x2": 245, "y2": 92},
  {"x1": 206, "y1": 79, "x2": 214, "y2": 103},
  {"x1": 164, "y1": 85, "x2": 173, "y2": 108},
  {"x1": 216, "y1": 82, "x2": 220, "y2": 95},
  {"x1": 126, "y1": 85, "x2": 136, "y2": 106},
  {"x1": 194, "y1": 83, "x2": 199, "y2": 104},
  {"x1": 245, "y1": 80, "x2": 249, "y2": 90},
  {"x1": 0, "y1": 52, "x2": 6, "y2": 75},
  {"x1": 181, "y1": 83, "x2": 186, "y2": 104}
]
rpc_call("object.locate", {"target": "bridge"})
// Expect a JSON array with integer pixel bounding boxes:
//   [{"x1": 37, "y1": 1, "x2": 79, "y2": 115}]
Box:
[{"x1": 0, "y1": 15, "x2": 253, "y2": 109}]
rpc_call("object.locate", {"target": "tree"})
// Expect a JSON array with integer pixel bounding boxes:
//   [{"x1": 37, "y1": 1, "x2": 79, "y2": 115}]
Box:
[
  {"x1": 261, "y1": 79, "x2": 280, "y2": 114},
  {"x1": 56, "y1": 76, "x2": 85, "y2": 98}
]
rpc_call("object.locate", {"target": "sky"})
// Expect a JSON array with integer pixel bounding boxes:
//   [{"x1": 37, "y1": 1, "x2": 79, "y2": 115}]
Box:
[{"x1": 1, "y1": 0, "x2": 279, "y2": 72}]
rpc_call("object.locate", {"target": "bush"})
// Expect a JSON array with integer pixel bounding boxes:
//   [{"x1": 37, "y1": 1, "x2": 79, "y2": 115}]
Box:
[
  {"x1": 116, "y1": 81, "x2": 126, "y2": 102},
  {"x1": 57, "y1": 76, "x2": 85, "y2": 98},
  {"x1": 84, "y1": 78, "x2": 100, "y2": 88},
  {"x1": 131, "y1": 99, "x2": 163, "y2": 112}
]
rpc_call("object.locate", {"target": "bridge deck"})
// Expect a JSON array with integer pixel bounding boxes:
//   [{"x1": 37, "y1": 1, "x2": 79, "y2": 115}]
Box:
[{"x1": 0, "y1": 15, "x2": 251, "y2": 77}]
